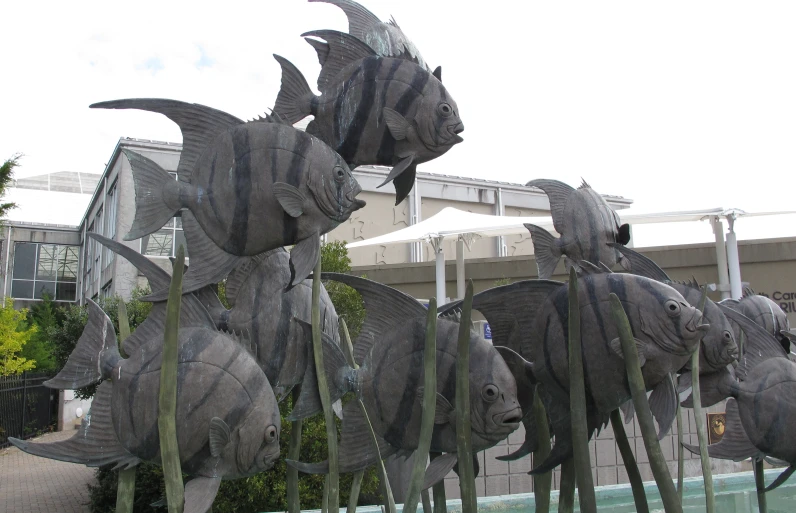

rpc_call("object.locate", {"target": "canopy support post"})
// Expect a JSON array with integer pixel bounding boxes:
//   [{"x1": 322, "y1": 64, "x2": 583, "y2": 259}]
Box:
[
  {"x1": 712, "y1": 216, "x2": 731, "y2": 300},
  {"x1": 726, "y1": 214, "x2": 742, "y2": 299},
  {"x1": 456, "y1": 237, "x2": 465, "y2": 300},
  {"x1": 495, "y1": 188, "x2": 507, "y2": 257},
  {"x1": 432, "y1": 236, "x2": 446, "y2": 305}
]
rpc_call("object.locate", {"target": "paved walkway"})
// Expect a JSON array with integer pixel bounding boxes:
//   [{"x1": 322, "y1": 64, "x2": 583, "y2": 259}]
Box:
[{"x1": 1, "y1": 431, "x2": 95, "y2": 513}]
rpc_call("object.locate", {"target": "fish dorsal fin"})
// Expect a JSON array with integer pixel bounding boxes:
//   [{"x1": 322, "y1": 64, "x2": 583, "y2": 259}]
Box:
[
  {"x1": 609, "y1": 243, "x2": 672, "y2": 282},
  {"x1": 433, "y1": 66, "x2": 442, "y2": 82},
  {"x1": 249, "y1": 110, "x2": 293, "y2": 126},
  {"x1": 89, "y1": 233, "x2": 171, "y2": 292},
  {"x1": 90, "y1": 99, "x2": 242, "y2": 180},
  {"x1": 302, "y1": 30, "x2": 377, "y2": 91},
  {"x1": 525, "y1": 179, "x2": 575, "y2": 234},
  {"x1": 309, "y1": 0, "x2": 382, "y2": 42},
  {"x1": 470, "y1": 280, "x2": 563, "y2": 354},
  {"x1": 575, "y1": 260, "x2": 611, "y2": 275},
  {"x1": 305, "y1": 37, "x2": 331, "y2": 67},
  {"x1": 718, "y1": 303, "x2": 787, "y2": 379},
  {"x1": 672, "y1": 276, "x2": 701, "y2": 291},
  {"x1": 578, "y1": 178, "x2": 592, "y2": 190},
  {"x1": 321, "y1": 273, "x2": 426, "y2": 364},
  {"x1": 224, "y1": 251, "x2": 274, "y2": 307},
  {"x1": 742, "y1": 286, "x2": 757, "y2": 299},
  {"x1": 208, "y1": 417, "x2": 230, "y2": 457}
]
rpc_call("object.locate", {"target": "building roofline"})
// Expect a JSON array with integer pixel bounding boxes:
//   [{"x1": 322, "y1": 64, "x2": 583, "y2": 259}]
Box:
[{"x1": 5, "y1": 220, "x2": 81, "y2": 232}]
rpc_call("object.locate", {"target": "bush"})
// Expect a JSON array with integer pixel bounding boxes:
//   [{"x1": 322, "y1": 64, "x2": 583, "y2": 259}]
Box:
[{"x1": 0, "y1": 298, "x2": 37, "y2": 376}]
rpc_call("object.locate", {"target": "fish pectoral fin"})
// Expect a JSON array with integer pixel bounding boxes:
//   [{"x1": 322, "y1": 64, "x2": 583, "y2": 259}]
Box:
[
  {"x1": 433, "y1": 392, "x2": 454, "y2": 424},
  {"x1": 273, "y1": 182, "x2": 305, "y2": 217},
  {"x1": 422, "y1": 453, "x2": 458, "y2": 490},
  {"x1": 382, "y1": 107, "x2": 412, "y2": 141},
  {"x1": 648, "y1": 374, "x2": 677, "y2": 440},
  {"x1": 184, "y1": 476, "x2": 222, "y2": 513},
  {"x1": 289, "y1": 232, "x2": 321, "y2": 288},
  {"x1": 619, "y1": 401, "x2": 635, "y2": 424},
  {"x1": 208, "y1": 417, "x2": 231, "y2": 458},
  {"x1": 609, "y1": 337, "x2": 647, "y2": 367}
]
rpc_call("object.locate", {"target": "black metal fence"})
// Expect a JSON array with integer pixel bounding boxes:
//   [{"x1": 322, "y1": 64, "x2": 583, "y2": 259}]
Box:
[{"x1": 0, "y1": 372, "x2": 58, "y2": 448}]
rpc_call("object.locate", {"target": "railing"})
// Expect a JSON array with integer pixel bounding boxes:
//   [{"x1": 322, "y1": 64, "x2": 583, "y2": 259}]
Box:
[{"x1": 0, "y1": 372, "x2": 57, "y2": 448}]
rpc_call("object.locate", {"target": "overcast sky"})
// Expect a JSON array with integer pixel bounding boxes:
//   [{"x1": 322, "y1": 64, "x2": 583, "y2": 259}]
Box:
[{"x1": 2, "y1": 1, "x2": 796, "y2": 246}]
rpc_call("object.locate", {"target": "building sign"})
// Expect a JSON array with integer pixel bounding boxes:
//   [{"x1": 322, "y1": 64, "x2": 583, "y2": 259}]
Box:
[
  {"x1": 484, "y1": 323, "x2": 492, "y2": 340},
  {"x1": 707, "y1": 412, "x2": 726, "y2": 445},
  {"x1": 756, "y1": 292, "x2": 796, "y2": 314}
]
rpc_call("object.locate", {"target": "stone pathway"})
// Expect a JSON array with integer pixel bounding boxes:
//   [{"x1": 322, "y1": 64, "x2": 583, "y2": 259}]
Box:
[{"x1": 0, "y1": 431, "x2": 96, "y2": 513}]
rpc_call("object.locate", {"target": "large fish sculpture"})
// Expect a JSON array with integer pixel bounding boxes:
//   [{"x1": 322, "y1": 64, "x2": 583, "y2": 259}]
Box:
[
  {"x1": 525, "y1": 179, "x2": 631, "y2": 279},
  {"x1": 309, "y1": 0, "x2": 428, "y2": 69},
  {"x1": 684, "y1": 314, "x2": 795, "y2": 491},
  {"x1": 458, "y1": 268, "x2": 708, "y2": 473},
  {"x1": 286, "y1": 274, "x2": 522, "y2": 486},
  {"x1": 273, "y1": 30, "x2": 464, "y2": 205},
  {"x1": 90, "y1": 100, "x2": 366, "y2": 298},
  {"x1": 89, "y1": 234, "x2": 339, "y2": 411},
  {"x1": 10, "y1": 299, "x2": 281, "y2": 513},
  {"x1": 610, "y1": 244, "x2": 739, "y2": 376},
  {"x1": 198, "y1": 247, "x2": 341, "y2": 405},
  {"x1": 722, "y1": 287, "x2": 791, "y2": 353}
]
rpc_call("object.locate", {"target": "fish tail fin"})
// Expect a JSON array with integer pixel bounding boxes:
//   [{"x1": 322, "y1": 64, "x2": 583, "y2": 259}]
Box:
[
  {"x1": 44, "y1": 300, "x2": 121, "y2": 389},
  {"x1": 288, "y1": 319, "x2": 355, "y2": 421},
  {"x1": 684, "y1": 398, "x2": 760, "y2": 461},
  {"x1": 525, "y1": 224, "x2": 561, "y2": 279},
  {"x1": 9, "y1": 382, "x2": 140, "y2": 468},
  {"x1": 273, "y1": 55, "x2": 315, "y2": 124},
  {"x1": 142, "y1": 211, "x2": 241, "y2": 301},
  {"x1": 122, "y1": 149, "x2": 181, "y2": 241}
]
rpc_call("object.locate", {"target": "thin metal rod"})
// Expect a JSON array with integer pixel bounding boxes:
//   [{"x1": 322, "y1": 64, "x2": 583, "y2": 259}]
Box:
[
  {"x1": 532, "y1": 384, "x2": 552, "y2": 513},
  {"x1": 455, "y1": 281, "x2": 476, "y2": 513},
  {"x1": 692, "y1": 287, "x2": 715, "y2": 513},
  {"x1": 403, "y1": 298, "x2": 437, "y2": 513},
  {"x1": 609, "y1": 293, "x2": 681, "y2": 513},
  {"x1": 115, "y1": 301, "x2": 135, "y2": 513},
  {"x1": 610, "y1": 409, "x2": 649, "y2": 513},
  {"x1": 558, "y1": 458, "x2": 575, "y2": 513},
  {"x1": 754, "y1": 459, "x2": 768, "y2": 513},
  {"x1": 567, "y1": 268, "x2": 596, "y2": 513}
]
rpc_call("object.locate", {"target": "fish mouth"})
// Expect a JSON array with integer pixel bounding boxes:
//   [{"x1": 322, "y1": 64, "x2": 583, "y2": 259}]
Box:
[
  {"x1": 351, "y1": 198, "x2": 367, "y2": 211},
  {"x1": 492, "y1": 407, "x2": 522, "y2": 430},
  {"x1": 685, "y1": 311, "x2": 710, "y2": 335},
  {"x1": 445, "y1": 122, "x2": 465, "y2": 144}
]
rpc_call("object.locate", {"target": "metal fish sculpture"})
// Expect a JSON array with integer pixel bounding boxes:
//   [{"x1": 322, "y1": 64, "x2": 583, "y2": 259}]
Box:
[
  {"x1": 286, "y1": 274, "x2": 521, "y2": 486},
  {"x1": 90, "y1": 99, "x2": 366, "y2": 298},
  {"x1": 461, "y1": 268, "x2": 708, "y2": 473},
  {"x1": 525, "y1": 179, "x2": 631, "y2": 279},
  {"x1": 273, "y1": 30, "x2": 464, "y2": 205},
  {"x1": 722, "y1": 287, "x2": 791, "y2": 353},
  {"x1": 684, "y1": 315, "x2": 796, "y2": 491},
  {"x1": 309, "y1": 0, "x2": 428, "y2": 69},
  {"x1": 611, "y1": 244, "x2": 739, "y2": 376},
  {"x1": 9, "y1": 300, "x2": 281, "y2": 513},
  {"x1": 198, "y1": 247, "x2": 341, "y2": 405}
]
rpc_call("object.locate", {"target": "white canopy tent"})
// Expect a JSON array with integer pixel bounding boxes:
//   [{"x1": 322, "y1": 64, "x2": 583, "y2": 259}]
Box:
[{"x1": 346, "y1": 206, "x2": 796, "y2": 303}]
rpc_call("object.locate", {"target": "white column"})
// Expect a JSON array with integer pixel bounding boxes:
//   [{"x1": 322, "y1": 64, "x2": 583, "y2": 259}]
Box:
[
  {"x1": 433, "y1": 236, "x2": 446, "y2": 304},
  {"x1": 725, "y1": 215, "x2": 743, "y2": 299},
  {"x1": 456, "y1": 237, "x2": 465, "y2": 299},
  {"x1": 495, "y1": 187, "x2": 506, "y2": 257},
  {"x1": 409, "y1": 181, "x2": 422, "y2": 262},
  {"x1": 712, "y1": 216, "x2": 731, "y2": 300}
]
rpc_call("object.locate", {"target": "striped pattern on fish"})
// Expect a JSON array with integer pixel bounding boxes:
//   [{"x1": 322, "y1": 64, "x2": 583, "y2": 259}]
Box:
[
  {"x1": 273, "y1": 30, "x2": 463, "y2": 204},
  {"x1": 525, "y1": 179, "x2": 630, "y2": 279},
  {"x1": 90, "y1": 99, "x2": 365, "y2": 295}
]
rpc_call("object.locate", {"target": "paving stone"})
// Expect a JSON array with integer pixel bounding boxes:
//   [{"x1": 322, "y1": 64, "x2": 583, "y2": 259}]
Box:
[{"x1": 0, "y1": 431, "x2": 95, "y2": 513}]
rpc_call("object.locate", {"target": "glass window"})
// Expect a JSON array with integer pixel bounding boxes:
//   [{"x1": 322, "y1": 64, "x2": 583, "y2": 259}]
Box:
[
  {"x1": 12, "y1": 242, "x2": 79, "y2": 301},
  {"x1": 103, "y1": 182, "x2": 118, "y2": 269},
  {"x1": 12, "y1": 243, "x2": 37, "y2": 280},
  {"x1": 141, "y1": 213, "x2": 187, "y2": 258}
]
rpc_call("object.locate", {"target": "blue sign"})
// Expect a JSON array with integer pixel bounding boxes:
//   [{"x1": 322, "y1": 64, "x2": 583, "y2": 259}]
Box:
[{"x1": 484, "y1": 323, "x2": 492, "y2": 340}]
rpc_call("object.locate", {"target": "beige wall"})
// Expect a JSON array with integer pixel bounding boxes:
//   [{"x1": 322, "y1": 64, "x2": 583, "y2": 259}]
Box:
[{"x1": 352, "y1": 237, "x2": 796, "y2": 326}]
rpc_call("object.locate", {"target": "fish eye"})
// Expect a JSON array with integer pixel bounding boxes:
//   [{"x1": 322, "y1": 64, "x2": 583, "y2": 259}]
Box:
[
  {"x1": 333, "y1": 166, "x2": 346, "y2": 183},
  {"x1": 437, "y1": 103, "x2": 453, "y2": 117},
  {"x1": 265, "y1": 425, "x2": 277, "y2": 443},
  {"x1": 664, "y1": 299, "x2": 681, "y2": 317},
  {"x1": 481, "y1": 384, "x2": 499, "y2": 402},
  {"x1": 723, "y1": 331, "x2": 732, "y2": 340}
]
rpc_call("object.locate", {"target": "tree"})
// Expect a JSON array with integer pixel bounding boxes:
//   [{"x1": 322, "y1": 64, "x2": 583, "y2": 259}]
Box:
[
  {"x1": 0, "y1": 298, "x2": 37, "y2": 375},
  {"x1": 321, "y1": 240, "x2": 365, "y2": 339},
  {"x1": 21, "y1": 294, "x2": 60, "y2": 373},
  {"x1": 0, "y1": 154, "x2": 20, "y2": 221}
]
